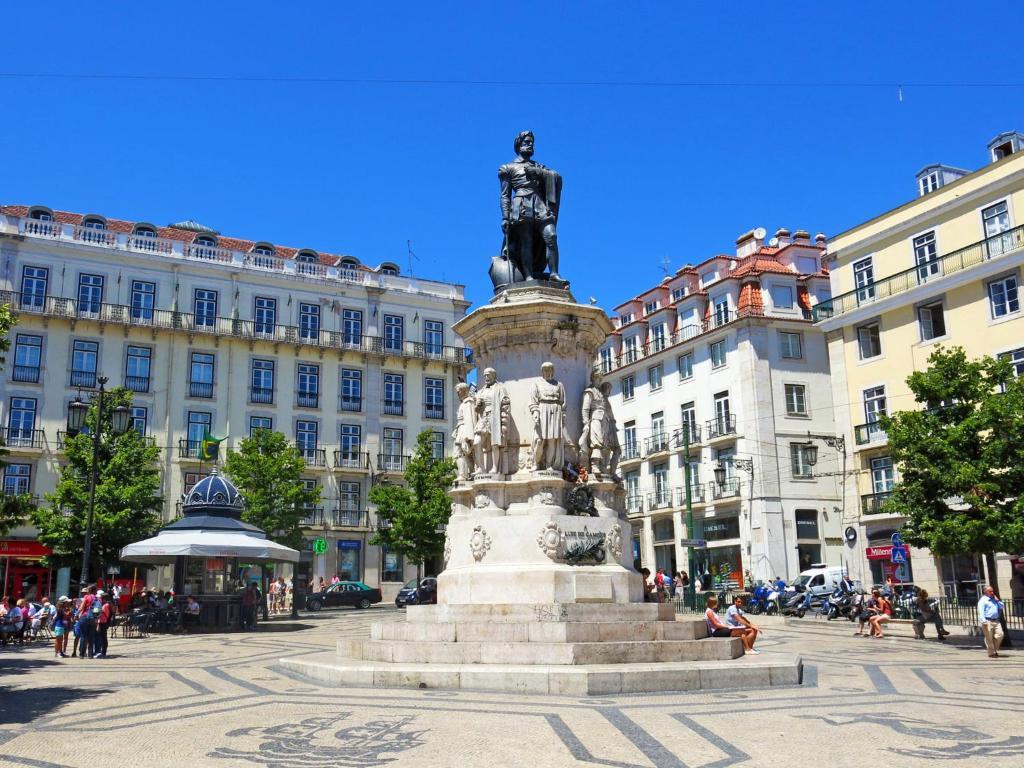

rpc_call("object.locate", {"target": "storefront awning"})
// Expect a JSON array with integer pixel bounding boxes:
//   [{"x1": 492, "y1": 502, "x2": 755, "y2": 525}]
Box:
[{"x1": 120, "y1": 529, "x2": 299, "y2": 565}]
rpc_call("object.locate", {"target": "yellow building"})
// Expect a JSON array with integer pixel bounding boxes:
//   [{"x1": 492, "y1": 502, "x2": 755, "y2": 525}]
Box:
[{"x1": 816, "y1": 131, "x2": 1024, "y2": 600}]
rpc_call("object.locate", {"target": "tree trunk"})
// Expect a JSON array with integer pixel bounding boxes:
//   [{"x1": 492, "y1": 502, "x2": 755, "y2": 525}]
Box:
[{"x1": 985, "y1": 551, "x2": 1012, "y2": 648}]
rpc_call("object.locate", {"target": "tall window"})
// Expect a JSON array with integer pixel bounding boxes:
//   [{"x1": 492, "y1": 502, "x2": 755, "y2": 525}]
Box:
[
  {"x1": 340, "y1": 424, "x2": 362, "y2": 463},
  {"x1": 1000, "y1": 347, "x2": 1024, "y2": 378},
  {"x1": 3, "y1": 464, "x2": 31, "y2": 495},
  {"x1": 249, "y1": 416, "x2": 273, "y2": 435},
  {"x1": 919, "y1": 172, "x2": 940, "y2": 195},
  {"x1": 430, "y1": 431, "x2": 445, "y2": 460},
  {"x1": 299, "y1": 302, "x2": 321, "y2": 341},
  {"x1": 383, "y1": 373, "x2": 404, "y2": 415},
  {"x1": 918, "y1": 301, "x2": 946, "y2": 340},
  {"x1": 130, "y1": 280, "x2": 156, "y2": 322},
  {"x1": 857, "y1": 323, "x2": 882, "y2": 359},
  {"x1": 678, "y1": 352, "x2": 694, "y2": 380},
  {"x1": 20, "y1": 266, "x2": 49, "y2": 310},
  {"x1": 130, "y1": 406, "x2": 148, "y2": 436},
  {"x1": 338, "y1": 481, "x2": 361, "y2": 512},
  {"x1": 871, "y1": 457, "x2": 895, "y2": 494},
  {"x1": 424, "y1": 320, "x2": 444, "y2": 356},
  {"x1": 383, "y1": 314, "x2": 404, "y2": 352},
  {"x1": 382, "y1": 547, "x2": 404, "y2": 582},
  {"x1": 250, "y1": 359, "x2": 274, "y2": 403},
  {"x1": 790, "y1": 443, "x2": 814, "y2": 479},
  {"x1": 623, "y1": 336, "x2": 639, "y2": 363},
  {"x1": 785, "y1": 383, "x2": 807, "y2": 416},
  {"x1": 125, "y1": 346, "x2": 151, "y2": 393},
  {"x1": 710, "y1": 339, "x2": 727, "y2": 368},
  {"x1": 651, "y1": 411, "x2": 666, "y2": 450},
  {"x1": 189, "y1": 352, "x2": 214, "y2": 398},
  {"x1": 863, "y1": 386, "x2": 887, "y2": 437},
  {"x1": 982, "y1": 201, "x2": 1013, "y2": 257},
  {"x1": 12, "y1": 334, "x2": 42, "y2": 383},
  {"x1": 599, "y1": 348, "x2": 613, "y2": 373},
  {"x1": 650, "y1": 324, "x2": 666, "y2": 351},
  {"x1": 913, "y1": 231, "x2": 939, "y2": 282},
  {"x1": 341, "y1": 369, "x2": 362, "y2": 411},
  {"x1": 779, "y1": 331, "x2": 803, "y2": 359},
  {"x1": 713, "y1": 391, "x2": 731, "y2": 433},
  {"x1": 622, "y1": 375, "x2": 635, "y2": 400},
  {"x1": 254, "y1": 297, "x2": 277, "y2": 337},
  {"x1": 988, "y1": 275, "x2": 1020, "y2": 318},
  {"x1": 187, "y1": 411, "x2": 211, "y2": 450},
  {"x1": 424, "y1": 377, "x2": 445, "y2": 419},
  {"x1": 194, "y1": 289, "x2": 218, "y2": 328},
  {"x1": 680, "y1": 402, "x2": 697, "y2": 443},
  {"x1": 71, "y1": 340, "x2": 99, "y2": 388},
  {"x1": 297, "y1": 363, "x2": 320, "y2": 408},
  {"x1": 712, "y1": 295, "x2": 729, "y2": 326},
  {"x1": 343, "y1": 309, "x2": 363, "y2": 347},
  {"x1": 77, "y1": 274, "x2": 104, "y2": 317},
  {"x1": 648, "y1": 364, "x2": 663, "y2": 391},
  {"x1": 296, "y1": 420, "x2": 319, "y2": 453},
  {"x1": 623, "y1": 421, "x2": 637, "y2": 458},
  {"x1": 853, "y1": 257, "x2": 875, "y2": 303},
  {"x1": 383, "y1": 427, "x2": 403, "y2": 458},
  {"x1": 652, "y1": 463, "x2": 669, "y2": 504},
  {"x1": 7, "y1": 398, "x2": 37, "y2": 446},
  {"x1": 626, "y1": 471, "x2": 640, "y2": 510}
]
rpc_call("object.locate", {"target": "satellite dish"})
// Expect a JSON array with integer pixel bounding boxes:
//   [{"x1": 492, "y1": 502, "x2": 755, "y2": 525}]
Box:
[
  {"x1": 768, "y1": 237, "x2": 780, "y2": 247},
  {"x1": 753, "y1": 227, "x2": 767, "y2": 241}
]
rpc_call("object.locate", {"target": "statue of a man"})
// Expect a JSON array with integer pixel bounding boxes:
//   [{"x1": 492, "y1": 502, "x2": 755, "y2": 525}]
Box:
[
  {"x1": 452, "y1": 382, "x2": 476, "y2": 480},
  {"x1": 529, "y1": 361, "x2": 566, "y2": 472},
  {"x1": 473, "y1": 368, "x2": 510, "y2": 475},
  {"x1": 579, "y1": 376, "x2": 621, "y2": 476},
  {"x1": 497, "y1": 130, "x2": 563, "y2": 285}
]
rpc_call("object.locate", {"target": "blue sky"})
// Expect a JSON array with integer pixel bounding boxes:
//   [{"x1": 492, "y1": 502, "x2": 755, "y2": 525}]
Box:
[{"x1": 2, "y1": 2, "x2": 1021, "y2": 312}]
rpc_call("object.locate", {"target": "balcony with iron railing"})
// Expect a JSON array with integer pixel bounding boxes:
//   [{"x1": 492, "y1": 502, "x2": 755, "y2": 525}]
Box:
[
  {"x1": 300, "y1": 507, "x2": 326, "y2": 527},
  {"x1": 333, "y1": 450, "x2": 371, "y2": 470},
  {"x1": 377, "y1": 454, "x2": 411, "y2": 473},
  {"x1": 647, "y1": 489, "x2": 673, "y2": 510},
  {"x1": 644, "y1": 432, "x2": 670, "y2": 456},
  {"x1": 178, "y1": 439, "x2": 204, "y2": 459},
  {"x1": 11, "y1": 365, "x2": 40, "y2": 383},
  {"x1": 706, "y1": 414, "x2": 737, "y2": 441},
  {"x1": 620, "y1": 443, "x2": 642, "y2": 463},
  {"x1": 70, "y1": 369, "x2": 97, "y2": 389},
  {"x1": 333, "y1": 508, "x2": 370, "y2": 528},
  {"x1": 299, "y1": 447, "x2": 328, "y2": 468},
  {"x1": 296, "y1": 391, "x2": 319, "y2": 409},
  {"x1": 813, "y1": 224, "x2": 1024, "y2": 322},
  {"x1": 0, "y1": 427, "x2": 45, "y2": 449},
  {"x1": 0, "y1": 287, "x2": 473, "y2": 366},
  {"x1": 249, "y1": 386, "x2": 274, "y2": 404},
  {"x1": 625, "y1": 495, "x2": 644, "y2": 517},
  {"x1": 424, "y1": 402, "x2": 445, "y2": 420},
  {"x1": 854, "y1": 422, "x2": 888, "y2": 446},
  {"x1": 340, "y1": 396, "x2": 362, "y2": 412},
  {"x1": 382, "y1": 399, "x2": 404, "y2": 417},
  {"x1": 710, "y1": 477, "x2": 741, "y2": 500},
  {"x1": 675, "y1": 484, "x2": 706, "y2": 505},
  {"x1": 861, "y1": 491, "x2": 895, "y2": 516},
  {"x1": 125, "y1": 375, "x2": 150, "y2": 393},
  {"x1": 671, "y1": 424, "x2": 701, "y2": 449},
  {"x1": 189, "y1": 380, "x2": 214, "y2": 399}
]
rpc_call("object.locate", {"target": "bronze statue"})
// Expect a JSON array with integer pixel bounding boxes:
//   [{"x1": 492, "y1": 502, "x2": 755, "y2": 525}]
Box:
[{"x1": 492, "y1": 131, "x2": 563, "y2": 289}]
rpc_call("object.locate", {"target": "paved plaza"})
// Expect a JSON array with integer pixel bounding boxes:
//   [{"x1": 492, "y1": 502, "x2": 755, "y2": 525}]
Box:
[{"x1": 0, "y1": 608, "x2": 1022, "y2": 768}]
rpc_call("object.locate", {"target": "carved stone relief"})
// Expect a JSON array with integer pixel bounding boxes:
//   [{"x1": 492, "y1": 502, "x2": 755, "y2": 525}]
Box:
[{"x1": 469, "y1": 524, "x2": 492, "y2": 562}]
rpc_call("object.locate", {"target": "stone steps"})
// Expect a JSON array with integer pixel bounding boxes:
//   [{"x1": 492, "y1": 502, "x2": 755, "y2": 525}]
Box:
[
  {"x1": 340, "y1": 636, "x2": 741, "y2": 665},
  {"x1": 405, "y1": 602, "x2": 676, "y2": 624},
  {"x1": 280, "y1": 651, "x2": 804, "y2": 695},
  {"x1": 372, "y1": 617, "x2": 708, "y2": 643}
]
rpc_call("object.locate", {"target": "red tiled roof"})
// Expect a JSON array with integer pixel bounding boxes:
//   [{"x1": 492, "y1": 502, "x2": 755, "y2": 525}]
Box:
[
  {"x1": 797, "y1": 285, "x2": 812, "y2": 312},
  {"x1": 1, "y1": 204, "x2": 362, "y2": 269},
  {"x1": 738, "y1": 281, "x2": 765, "y2": 315}
]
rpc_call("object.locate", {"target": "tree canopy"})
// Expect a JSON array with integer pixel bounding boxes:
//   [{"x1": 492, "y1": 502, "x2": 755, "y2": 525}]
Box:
[
  {"x1": 881, "y1": 346, "x2": 1024, "y2": 563},
  {"x1": 369, "y1": 429, "x2": 455, "y2": 575},
  {"x1": 33, "y1": 388, "x2": 163, "y2": 579},
  {"x1": 222, "y1": 428, "x2": 319, "y2": 550}
]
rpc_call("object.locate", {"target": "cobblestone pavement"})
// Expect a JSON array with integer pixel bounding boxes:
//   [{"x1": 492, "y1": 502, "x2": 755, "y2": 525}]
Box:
[{"x1": 1, "y1": 608, "x2": 1022, "y2": 768}]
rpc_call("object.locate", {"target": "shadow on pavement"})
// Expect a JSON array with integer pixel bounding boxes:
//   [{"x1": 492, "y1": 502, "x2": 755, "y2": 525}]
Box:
[{"x1": 0, "y1": 683, "x2": 105, "y2": 725}]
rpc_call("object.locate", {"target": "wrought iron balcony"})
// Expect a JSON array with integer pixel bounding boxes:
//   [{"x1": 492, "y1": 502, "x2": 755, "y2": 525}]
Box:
[
  {"x1": 377, "y1": 454, "x2": 410, "y2": 473},
  {"x1": 706, "y1": 415, "x2": 737, "y2": 440},
  {"x1": 299, "y1": 447, "x2": 327, "y2": 467},
  {"x1": 125, "y1": 375, "x2": 150, "y2": 393},
  {"x1": 178, "y1": 439, "x2": 204, "y2": 459},
  {"x1": 675, "y1": 484, "x2": 706, "y2": 505},
  {"x1": 0, "y1": 428, "x2": 45, "y2": 449},
  {"x1": 296, "y1": 391, "x2": 319, "y2": 409},
  {"x1": 861, "y1": 491, "x2": 894, "y2": 515},
  {"x1": 189, "y1": 381, "x2": 214, "y2": 399},
  {"x1": 621, "y1": 443, "x2": 642, "y2": 462},
  {"x1": 672, "y1": 424, "x2": 701, "y2": 448},
  {"x1": 813, "y1": 224, "x2": 1024, "y2": 322},
  {"x1": 11, "y1": 365, "x2": 40, "y2": 383},
  {"x1": 710, "y1": 477, "x2": 741, "y2": 500},
  {"x1": 854, "y1": 422, "x2": 888, "y2": 446},
  {"x1": 644, "y1": 433, "x2": 670, "y2": 456},
  {"x1": 249, "y1": 387, "x2": 274, "y2": 404},
  {"x1": 70, "y1": 369, "x2": 97, "y2": 388},
  {"x1": 333, "y1": 509, "x2": 370, "y2": 528},
  {"x1": 382, "y1": 399, "x2": 404, "y2": 417},
  {"x1": 424, "y1": 402, "x2": 445, "y2": 420},
  {"x1": 333, "y1": 450, "x2": 370, "y2": 470},
  {"x1": 647, "y1": 489, "x2": 673, "y2": 510},
  {"x1": 625, "y1": 495, "x2": 644, "y2": 516},
  {"x1": 340, "y1": 396, "x2": 362, "y2": 412},
  {"x1": 300, "y1": 507, "x2": 326, "y2": 527}
]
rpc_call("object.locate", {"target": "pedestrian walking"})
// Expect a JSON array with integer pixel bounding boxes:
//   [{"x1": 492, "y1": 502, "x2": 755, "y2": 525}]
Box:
[
  {"x1": 978, "y1": 586, "x2": 1006, "y2": 658},
  {"x1": 241, "y1": 582, "x2": 259, "y2": 631}
]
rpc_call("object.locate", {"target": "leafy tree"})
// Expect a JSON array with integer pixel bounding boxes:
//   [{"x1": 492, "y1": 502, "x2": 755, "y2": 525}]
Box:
[
  {"x1": 370, "y1": 429, "x2": 456, "y2": 580},
  {"x1": 0, "y1": 302, "x2": 36, "y2": 536},
  {"x1": 881, "y1": 346, "x2": 1024, "y2": 588},
  {"x1": 222, "y1": 429, "x2": 319, "y2": 551},
  {"x1": 33, "y1": 388, "x2": 163, "y2": 580}
]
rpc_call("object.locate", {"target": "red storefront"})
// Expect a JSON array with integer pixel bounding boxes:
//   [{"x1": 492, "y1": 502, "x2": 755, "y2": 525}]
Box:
[
  {"x1": 865, "y1": 544, "x2": 912, "y2": 584},
  {"x1": 0, "y1": 540, "x2": 53, "y2": 601}
]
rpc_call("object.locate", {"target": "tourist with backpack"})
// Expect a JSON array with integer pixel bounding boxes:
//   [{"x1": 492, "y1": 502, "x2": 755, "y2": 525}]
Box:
[
  {"x1": 76, "y1": 586, "x2": 98, "y2": 658},
  {"x1": 93, "y1": 593, "x2": 112, "y2": 658}
]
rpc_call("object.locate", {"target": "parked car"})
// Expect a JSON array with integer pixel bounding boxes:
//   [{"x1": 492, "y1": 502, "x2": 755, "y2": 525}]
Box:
[
  {"x1": 395, "y1": 577, "x2": 437, "y2": 608},
  {"x1": 304, "y1": 581, "x2": 382, "y2": 612}
]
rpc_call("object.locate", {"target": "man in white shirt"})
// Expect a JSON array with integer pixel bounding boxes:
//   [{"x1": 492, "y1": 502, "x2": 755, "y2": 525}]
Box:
[
  {"x1": 978, "y1": 586, "x2": 1005, "y2": 658},
  {"x1": 725, "y1": 596, "x2": 760, "y2": 654}
]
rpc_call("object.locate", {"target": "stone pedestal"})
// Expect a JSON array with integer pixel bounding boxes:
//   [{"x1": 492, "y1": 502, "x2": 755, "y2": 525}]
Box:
[{"x1": 282, "y1": 286, "x2": 802, "y2": 694}]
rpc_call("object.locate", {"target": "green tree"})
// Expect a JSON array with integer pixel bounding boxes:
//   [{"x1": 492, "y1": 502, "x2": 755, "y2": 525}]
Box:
[
  {"x1": 222, "y1": 429, "x2": 319, "y2": 551},
  {"x1": 0, "y1": 302, "x2": 36, "y2": 536},
  {"x1": 370, "y1": 429, "x2": 456, "y2": 580},
  {"x1": 881, "y1": 346, "x2": 1024, "y2": 587},
  {"x1": 33, "y1": 388, "x2": 163, "y2": 579}
]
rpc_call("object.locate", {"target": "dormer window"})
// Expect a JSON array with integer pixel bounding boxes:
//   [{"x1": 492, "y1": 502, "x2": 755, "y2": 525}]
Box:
[
  {"x1": 296, "y1": 250, "x2": 318, "y2": 264},
  {"x1": 671, "y1": 286, "x2": 686, "y2": 302},
  {"x1": 701, "y1": 270, "x2": 717, "y2": 286},
  {"x1": 340, "y1": 257, "x2": 359, "y2": 271},
  {"x1": 378, "y1": 262, "x2": 400, "y2": 276},
  {"x1": 82, "y1": 216, "x2": 106, "y2": 230},
  {"x1": 619, "y1": 312, "x2": 635, "y2": 326},
  {"x1": 251, "y1": 244, "x2": 275, "y2": 256},
  {"x1": 134, "y1": 225, "x2": 156, "y2": 238},
  {"x1": 195, "y1": 235, "x2": 217, "y2": 247},
  {"x1": 919, "y1": 172, "x2": 940, "y2": 196},
  {"x1": 644, "y1": 300, "x2": 659, "y2": 315},
  {"x1": 28, "y1": 207, "x2": 53, "y2": 222}
]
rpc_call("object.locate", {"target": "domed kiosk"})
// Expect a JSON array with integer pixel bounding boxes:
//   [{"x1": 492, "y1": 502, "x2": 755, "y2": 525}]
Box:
[{"x1": 121, "y1": 469, "x2": 299, "y2": 628}]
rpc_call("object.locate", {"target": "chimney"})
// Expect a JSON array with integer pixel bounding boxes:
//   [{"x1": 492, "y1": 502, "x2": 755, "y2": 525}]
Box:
[
  {"x1": 736, "y1": 227, "x2": 767, "y2": 258},
  {"x1": 814, "y1": 233, "x2": 827, "y2": 247},
  {"x1": 774, "y1": 227, "x2": 792, "y2": 246},
  {"x1": 793, "y1": 229, "x2": 811, "y2": 244}
]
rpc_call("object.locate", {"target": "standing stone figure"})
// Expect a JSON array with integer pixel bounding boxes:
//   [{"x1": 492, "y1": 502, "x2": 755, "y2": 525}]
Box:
[
  {"x1": 529, "y1": 362, "x2": 566, "y2": 472},
  {"x1": 473, "y1": 368, "x2": 510, "y2": 475},
  {"x1": 579, "y1": 378, "x2": 621, "y2": 478},
  {"x1": 495, "y1": 130, "x2": 563, "y2": 288},
  {"x1": 452, "y1": 382, "x2": 476, "y2": 480}
]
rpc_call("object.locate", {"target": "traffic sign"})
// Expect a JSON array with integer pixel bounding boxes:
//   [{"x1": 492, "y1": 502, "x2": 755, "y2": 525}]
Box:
[
  {"x1": 891, "y1": 546, "x2": 908, "y2": 564},
  {"x1": 890, "y1": 532, "x2": 905, "y2": 547},
  {"x1": 679, "y1": 538, "x2": 707, "y2": 549}
]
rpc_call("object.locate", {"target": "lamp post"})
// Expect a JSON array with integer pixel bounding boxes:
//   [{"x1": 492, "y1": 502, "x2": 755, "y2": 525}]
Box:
[{"x1": 67, "y1": 376, "x2": 131, "y2": 589}]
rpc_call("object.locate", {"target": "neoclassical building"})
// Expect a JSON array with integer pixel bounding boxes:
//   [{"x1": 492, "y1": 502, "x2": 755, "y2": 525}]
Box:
[
  {"x1": 0, "y1": 204, "x2": 470, "y2": 599},
  {"x1": 599, "y1": 228, "x2": 842, "y2": 587}
]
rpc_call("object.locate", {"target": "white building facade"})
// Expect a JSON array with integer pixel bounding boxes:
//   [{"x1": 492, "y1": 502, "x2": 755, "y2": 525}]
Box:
[
  {"x1": 599, "y1": 229, "x2": 844, "y2": 588},
  {"x1": 0, "y1": 205, "x2": 470, "y2": 599}
]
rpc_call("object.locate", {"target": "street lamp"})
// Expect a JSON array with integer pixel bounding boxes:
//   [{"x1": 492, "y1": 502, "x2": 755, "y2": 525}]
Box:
[
  {"x1": 67, "y1": 376, "x2": 130, "y2": 588},
  {"x1": 803, "y1": 443, "x2": 819, "y2": 467}
]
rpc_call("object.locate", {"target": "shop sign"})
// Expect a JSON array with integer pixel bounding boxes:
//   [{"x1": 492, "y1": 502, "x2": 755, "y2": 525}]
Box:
[
  {"x1": 312, "y1": 538, "x2": 328, "y2": 554},
  {"x1": 338, "y1": 540, "x2": 362, "y2": 550},
  {"x1": 702, "y1": 517, "x2": 740, "y2": 541},
  {"x1": 866, "y1": 544, "x2": 912, "y2": 561},
  {"x1": 0, "y1": 540, "x2": 52, "y2": 557}
]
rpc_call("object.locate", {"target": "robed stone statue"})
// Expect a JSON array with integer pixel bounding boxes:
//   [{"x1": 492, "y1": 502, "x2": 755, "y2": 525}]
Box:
[
  {"x1": 492, "y1": 130, "x2": 563, "y2": 289},
  {"x1": 529, "y1": 362, "x2": 567, "y2": 472}
]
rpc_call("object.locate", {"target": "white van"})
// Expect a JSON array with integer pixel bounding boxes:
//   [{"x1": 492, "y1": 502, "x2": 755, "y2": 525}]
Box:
[{"x1": 789, "y1": 564, "x2": 850, "y2": 598}]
